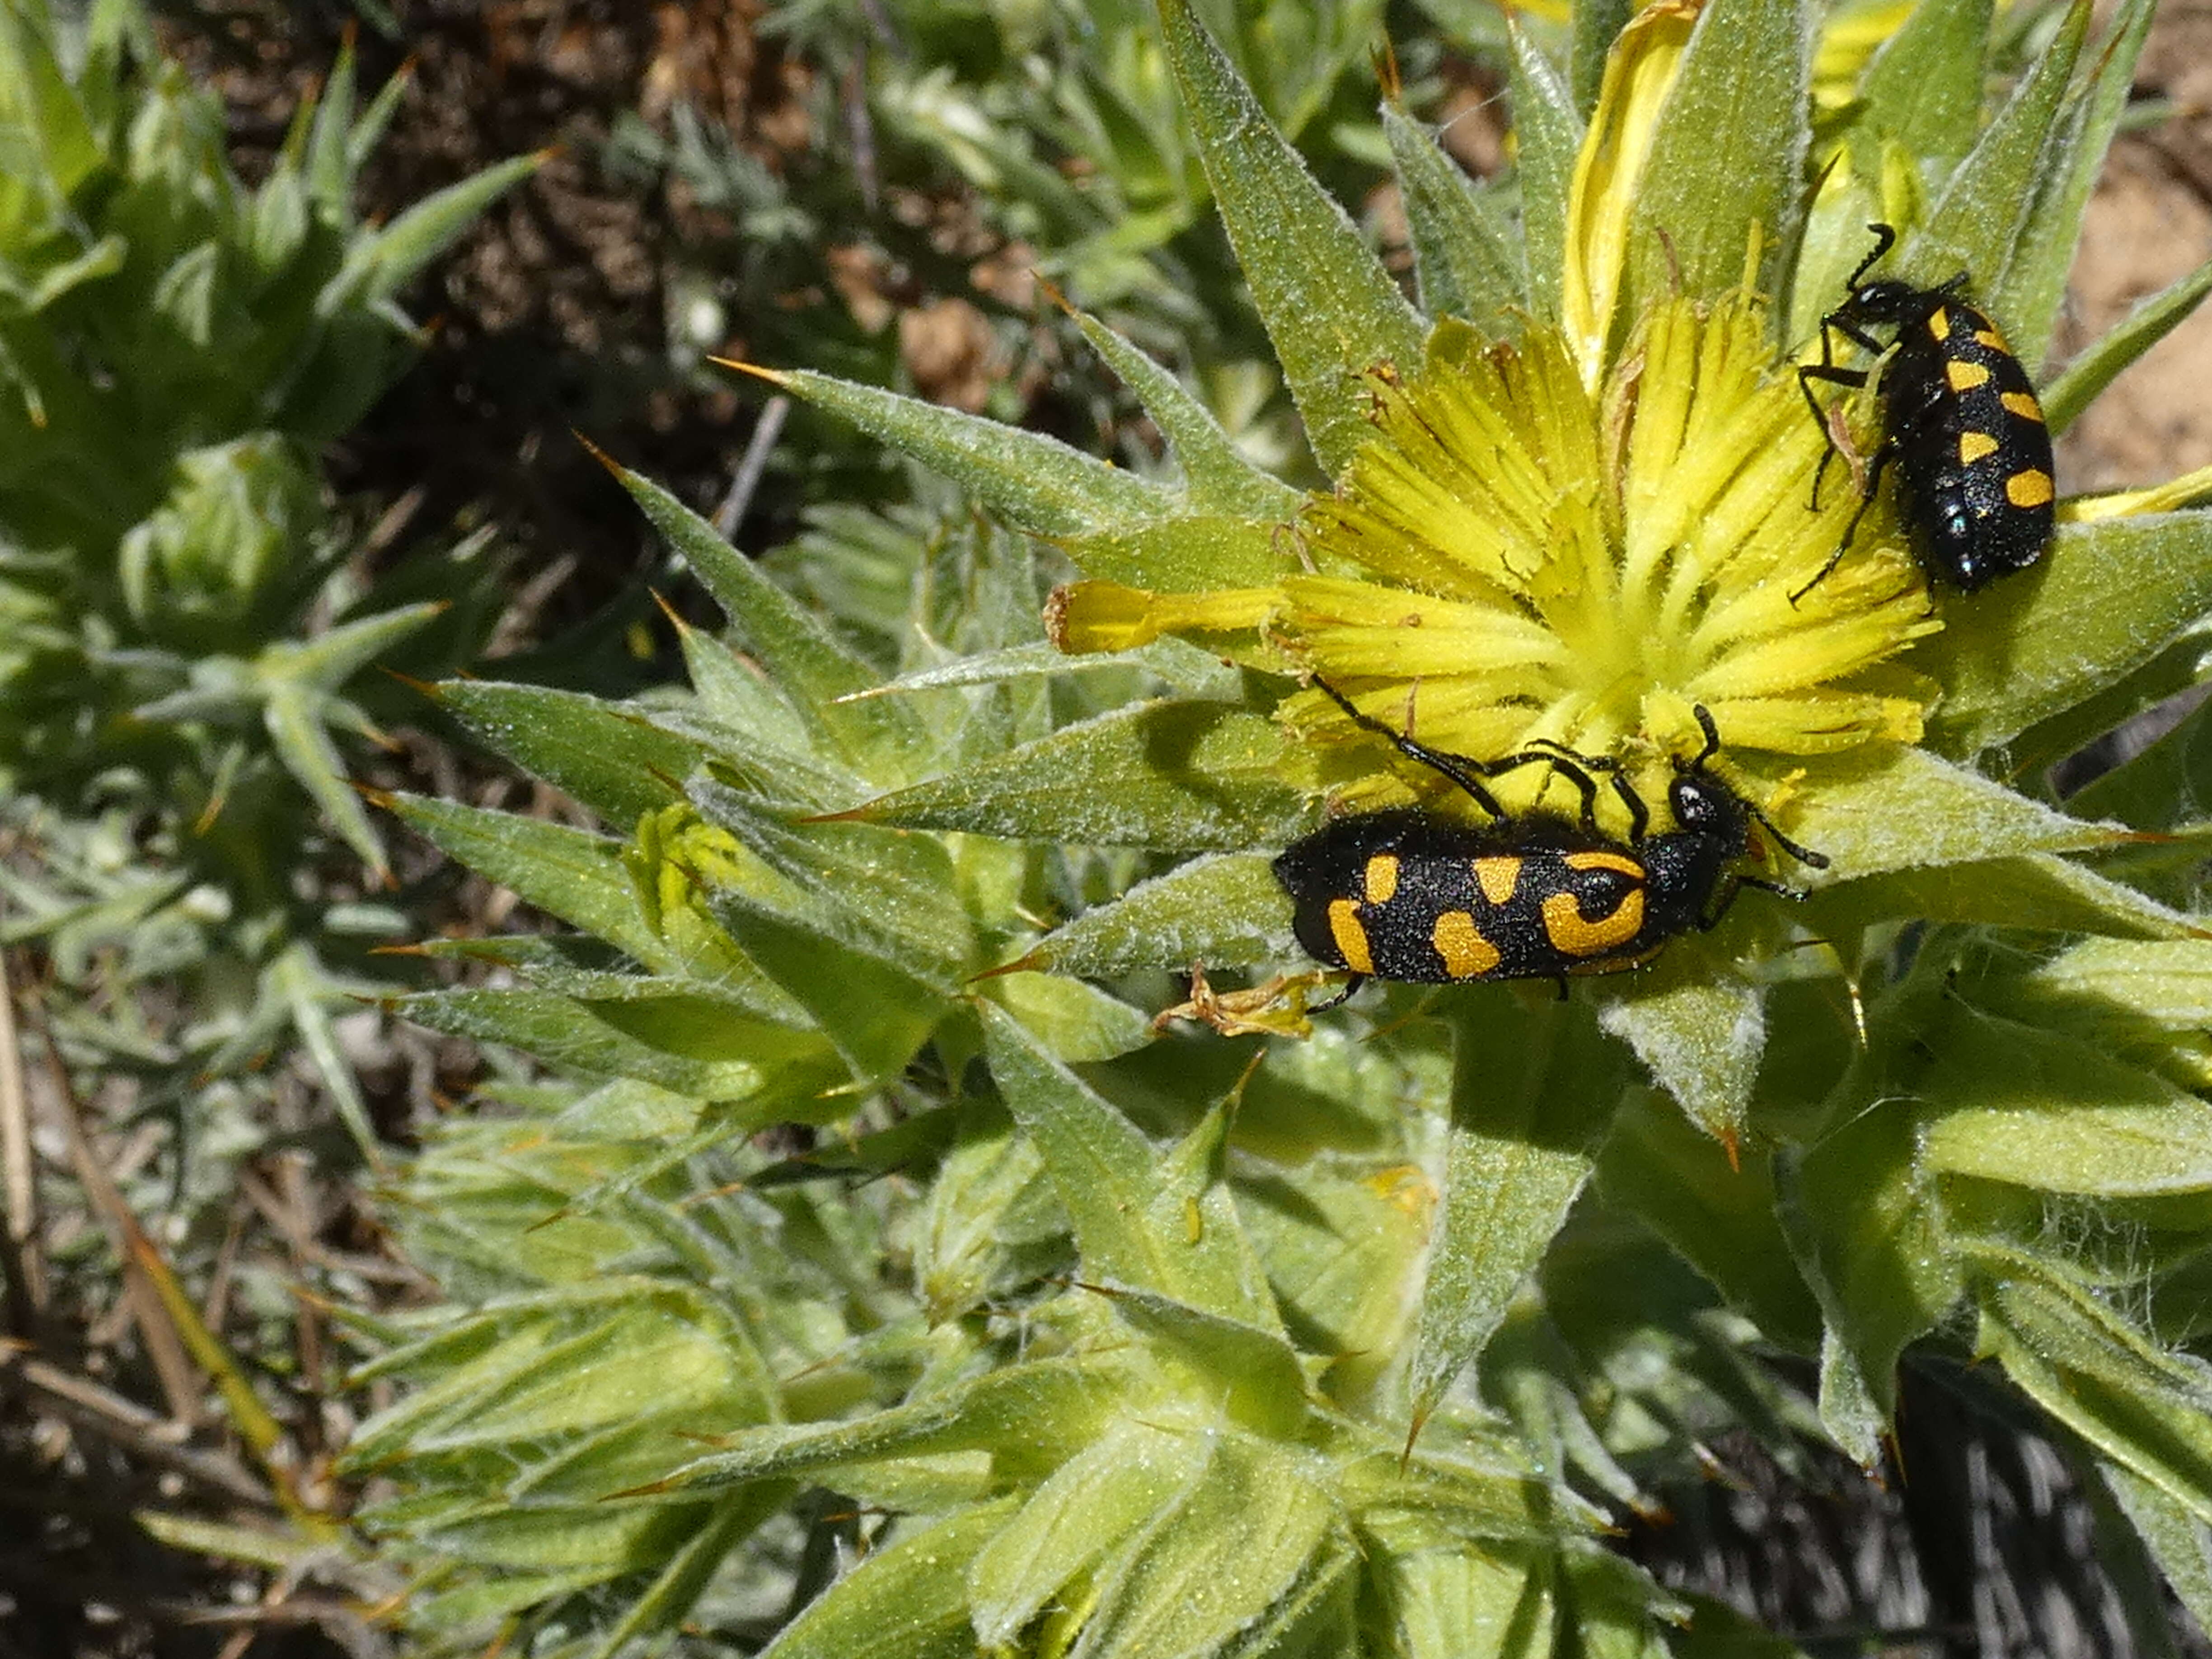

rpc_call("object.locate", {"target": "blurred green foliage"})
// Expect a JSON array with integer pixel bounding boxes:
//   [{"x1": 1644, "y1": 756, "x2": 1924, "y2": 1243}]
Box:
[{"x1": 0, "y1": 0, "x2": 531, "y2": 1156}]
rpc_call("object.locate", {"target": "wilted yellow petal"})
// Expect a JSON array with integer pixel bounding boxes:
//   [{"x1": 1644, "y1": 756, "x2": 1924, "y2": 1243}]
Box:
[
  {"x1": 1045, "y1": 580, "x2": 1282, "y2": 653},
  {"x1": 2059, "y1": 464, "x2": 2212, "y2": 523},
  {"x1": 1562, "y1": 0, "x2": 1700, "y2": 389},
  {"x1": 1810, "y1": 0, "x2": 1917, "y2": 112}
]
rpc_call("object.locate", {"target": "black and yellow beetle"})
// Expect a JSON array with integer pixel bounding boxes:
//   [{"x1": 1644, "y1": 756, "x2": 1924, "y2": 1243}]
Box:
[
  {"x1": 1795, "y1": 222, "x2": 2055, "y2": 599},
  {"x1": 1273, "y1": 682, "x2": 1828, "y2": 1002}
]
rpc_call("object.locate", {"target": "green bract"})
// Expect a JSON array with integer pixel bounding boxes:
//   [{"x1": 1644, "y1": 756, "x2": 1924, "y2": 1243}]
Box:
[{"x1": 360, "y1": 0, "x2": 2212, "y2": 1653}]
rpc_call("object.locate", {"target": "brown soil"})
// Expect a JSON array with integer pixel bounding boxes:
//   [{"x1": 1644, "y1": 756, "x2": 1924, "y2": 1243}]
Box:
[{"x1": 2053, "y1": 0, "x2": 2212, "y2": 492}]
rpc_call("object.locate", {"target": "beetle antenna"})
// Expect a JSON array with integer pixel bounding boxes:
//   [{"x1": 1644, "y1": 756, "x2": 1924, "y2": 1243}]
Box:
[{"x1": 1848, "y1": 222, "x2": 1896, "y2": 291}]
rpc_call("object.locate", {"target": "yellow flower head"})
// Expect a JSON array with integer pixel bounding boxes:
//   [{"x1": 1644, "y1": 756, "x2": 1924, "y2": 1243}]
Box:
[
  {"x1": 1275, "y1": 296, "x2": 1938, "y2": 823},
  {"x1": 1054, "y1": 291, "x2": 1940, "y2": 831}
]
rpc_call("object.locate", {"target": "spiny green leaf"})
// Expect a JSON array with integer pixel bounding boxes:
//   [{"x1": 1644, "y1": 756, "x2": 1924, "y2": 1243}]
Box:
[
  {"x1": 1856, "y1": 0, "x2": 1991, "y2": 173},
  {"x1": 274, "y1": 947, "x2": 383, "y2": 1169},
  {"x1": 586, "y1": 1493, "x2": 788, "y2": 1659},
  {"x1": 0, "y1": 7, "x2": 103, "y2": 197},
  {"x1": 1837, "y1": 852, "x2": 2206, "y2": 943},
  {"x1": 1920, "y1": 1015, "x2": 2212, "y2": 1197},
  {"x1": 262, "y1": 684, "x2": 385, "y2": 869},
  {"x1": 980, "y1": 1002, "x2": 1267, "y2": 1321},
  {"x1": 661, "y1": 1356, "x2": 1132, "y2": 1493},
  {"x1": 615, "y1": 461, "x2": 928, "y2": 771},
  {"x1": 745, "y1": 365, "x2": 1170, "y2": 537},
  {"x1": 1776, "y1": 1056, "x2": 1959, "y2": 1451},
  {"x1": 968, "y1": 1425, "x2": 1202, "y2": 1648},
  {"x1": 348, "y1": 54, "x2": 417, "y2": 171},
  {"x1": 984, "y1": 971, "x2": 1154, "y2": 1064},
  {"x1": 1237, "y1": 1159, "x2": 1430, "y2": 1406},
  {"x1": 2066, "y1": 689, "x2": 2212, "y2": 831},
  {"x1": 853, "y1": 638, "x2": 1238, "y2": 701},
  {"x1": 2043, "y1": 252, "x2": 2212, "y2": 433},
  {"x1": 1410, "y1": 998, "x2": 1628, "y2": 1426},
  {"x1": 2022, "y1": 939, "x2": 2212, "y2": 1031},
  {"x1": 1793, "y1": 741, "x2": 2124, "y2": 878},
  {"x1": 1994, "y1": 0, "x2": 2157, "y2": 373},
  {"x1": 1506, "y1": 22, "x2": 1582, "y2": 323},
  {"x1": 761, "y1": 1500, "x2": 1021, "y2": 1659},
  {"x1": 829, "y1": 700, "x2": 1311, "y2": 852},
  {"x1": 691, "y1": 778, "x2": 971, "y2": 977},
  {"x1": 1359, "y1": 1518, "x2": 1556, "y2": 1659},
  {"x1": 1920, "y1": 512, "x2": 2212, "y2": 757},
  {"x1": 2105, "y1": 1462, "x2": 2212, "y2": 1638},
  {"x1": 433, "y1": 681, "x2": 700, "y2": 830},
  {"x1": 1058, "y1": 513, "x2": 1291, "y2": 590},
  {"x1": 915, "y1": 1121, "x2": 1054, "y2": 1322},
  {"x1": 1111, "y1": 1287, "x2": 1306, "y2": 1432},
  {"x1": 1597, "y1": 972, "x2": 1764, "y2": 1147},
  {"x1": 266, "y1": 601, "x2": 445, "y2": 691},
  {"x1": 1155, "y1": 0, "x2": 1425, "y2": 477},
  {"x1": 1384, "y1": 102, "x2": 1524, "y2": 337},
  {"x1": 1622, "y1": 0, "x2": 1809, "y2": 337},
  {"x1": 1067, "y1": 306, "x2": 1300, "y2": 519},
  {"x1": 1911, "y1": 0, "x2": 2089, "y2": 323},
  {"x1": 1074, "y1": 1436, "x2": 1344, "y2": 1659},
  {"x1": 384, "y1": 797, "x2": 650, "y2": 960},
  {"x1": 1976, "y1": 1257, "x2": 2212, "y2": 1526},
  {"x1": 332, "y1": 151, "x2": 542, "y2": 309},
  {"x1": 711, "y1": 894, "x2": 948, "y2": 1087},
  {"x1": 398, "y1": 986, "x2": 835, "y2": 1111},
  {"x1": 1006, "y1": 852, "x2": 1295, "y2": 979}
]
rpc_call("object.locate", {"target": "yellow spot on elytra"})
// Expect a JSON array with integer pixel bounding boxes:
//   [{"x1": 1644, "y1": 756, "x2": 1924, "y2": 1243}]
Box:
[
  {"x1": 1432, "y1": 910, "x2": 1500, "y2": 978},
  {"x1": 1926, "y1": 308, "x2": 1950, "y2": 341},
  {"x1": 1364, "y1": 853, "x2": 1399, "y2": 904},
  {"x1": 1959, "y1": 431, "x2": 2000, "y2": 464},
  {"x1": 2001, "y1": 390, "x2": 2044, "y2": 423},
  {"x1": 1974, "y1": 327, "x2": 2008, "y2": 351},
  {"x1": 2006, "y1": 469, "x2": 2054, "y2": 508},
  {"x1": 1328, "y1": 899, "x2": 1374, "y2": 974},
  {"x1": 1541, "y1": 885, "x2": 1646, "y2": 956},
  {"x1": 1472, "y1": 856, "x2": 1521, "y2": 906},
  {"x1": 1564, "y1": 850, "x2": 1645, "y2": 878},
  {"x1": 1947, "y1": 360, "x2": 1992, "y2": 392}
]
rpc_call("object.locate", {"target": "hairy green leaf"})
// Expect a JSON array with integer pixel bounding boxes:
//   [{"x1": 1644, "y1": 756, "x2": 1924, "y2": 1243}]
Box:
[
  {"x1": 981, "y1": 1002, "x2": 1268, "y2": 1321},
  {"x1": 1156, "y1": 0, "x2": 1425, "y2": 476},
  {"x1": 1912, "y1": 0, "x2": 2088, "y2": 325},
  {"x1": 968, "y1": 1423, "x2": 1203, "y2": 1648},
  {"x1": 1058, "y1": 514, "x2": 1291, "y2": 590},
  {"x1": 1623, "y1": 0, "x2": 1809, "y2": 336},
  {"x1": 1978, "y1": 1259, "x2": 2212, "y2": 1526},
  {"x1": 1384, "y1": 103, "x2": 1524, "y2": 337},
  {"x1": 1995, "y1": 0, "x2": 2157, "y2": 372},
  {"x1": 753, "y1": 366, "x2": 1169, "y2": 537},
  {"x1": 1067, "y1": 307, "x2": 1300, "y2": 519},
  {"x1": 1008, "y1": 852, "x2": 1294, "y2": 979},
  {"x1": 761, "y1": 1501, "x2": 1021, "y2": 1659},
  {"x1": 433, "y1": 681, "x2": 700, "y2": 830},
  {"x1": 1507, "y1": 22, "x2": 1582, "y2": 323},
  {"x1": 833, "y1": 700, "x2": 1312, "y2": 851},
  {"x1": 2044, "y1": 253, "x2": 2212, "y2": 434},
  {"x1": 1411, "y1": 998, "x2": 1628, "y2": 1425},
  {"x1": 1598, "y1": 972, "x2": 1764, "y2": 1147},
  {"x1": 1921, "y1": 513, "x2": 2212, "y2": 757}
]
